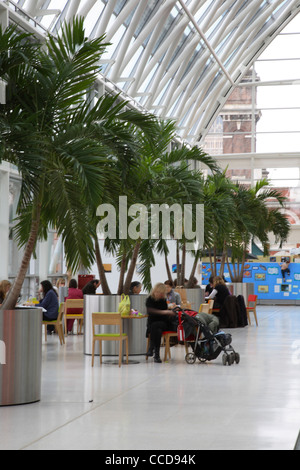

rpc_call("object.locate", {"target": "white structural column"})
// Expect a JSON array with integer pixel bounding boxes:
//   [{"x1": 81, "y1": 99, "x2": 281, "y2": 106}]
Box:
[
  {"x1": 0, "y1": 166, "x2": 10, "y2": 280},
  {"x1": 0, "y1": 5, "x2": 9, "y2": 280}
]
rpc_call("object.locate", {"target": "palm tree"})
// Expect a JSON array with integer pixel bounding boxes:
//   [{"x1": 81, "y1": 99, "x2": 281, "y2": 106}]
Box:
[
  {"x1": 200, "y1": 171, "x2": 236, "y2": 277},
  {"x1": 95, "y1": 118, "x2": 220, "y2": 294},
  {"x1": 119, "y1": 121, "x2": 220, "y2": 293},
  {"x1": 226, "y1": 179, "x2": 290, "y2": 281},
  {"x1": 0, "y1": 19, "x2": 154, "y2": 309}
]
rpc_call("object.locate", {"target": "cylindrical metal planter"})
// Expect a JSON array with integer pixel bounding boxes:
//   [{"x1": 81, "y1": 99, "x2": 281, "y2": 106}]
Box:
[
  {"x1": 184, "y1": 288, "x2": 204, "y2": 311},
  {"x1": 84, "y1": 294, "x2": 148, "y2": 356},
  {"x1": 0, "y1": 308, "x2": 43, "y2": 406},
  {"x1": 227, "y1": 283, "x2": 254, "y2": 298}
]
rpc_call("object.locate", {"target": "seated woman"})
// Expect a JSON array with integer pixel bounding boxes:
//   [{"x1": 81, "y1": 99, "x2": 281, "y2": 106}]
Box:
[
  {"x1": 205, "y1": 275, "x2": 230, "y2": 309},
  {"x1": 82, "y1": 279, "x2": 100, "y2": 295},
  {"x1": 39, "y1": 280, "x2": 59, "y2": 333},
  {"x1": 66, "y1": 279, "x2": 84, "y2": 333},
  {"x1": 0, "y1": 280, "x2": 11, "y2": 305},
  {"x1": 129, "y1": 281, "x2": 142, "y2": 294},
  {"x1": 164, "y1": 280, "x2": 181, "y2": 308},
  {"x1": 146, "y1": 283, "x2": 177, "y2": 363}
]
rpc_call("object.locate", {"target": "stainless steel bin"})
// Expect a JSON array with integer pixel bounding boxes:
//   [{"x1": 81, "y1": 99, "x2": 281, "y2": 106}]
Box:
[{"x1": 0, "y1": 308, "x2": 42, "y2": 406}]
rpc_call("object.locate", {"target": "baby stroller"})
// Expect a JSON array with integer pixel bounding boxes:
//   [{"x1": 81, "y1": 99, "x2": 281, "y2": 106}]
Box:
[{"x1": 179, "y1": 310, "x2": 240, "y2": 366}]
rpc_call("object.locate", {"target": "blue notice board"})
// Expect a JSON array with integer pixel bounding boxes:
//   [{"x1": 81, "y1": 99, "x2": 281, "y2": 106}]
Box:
[{"x1": 202, "y1": 262, "x2": 300, "y2": 300}]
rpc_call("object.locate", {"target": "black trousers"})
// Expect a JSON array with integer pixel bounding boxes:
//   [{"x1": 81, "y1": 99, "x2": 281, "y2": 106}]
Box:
[
  {"x1": 149, "y1": 320, "x2": 176, "y2": 348},
  {"x1": 281, "y1": 268, "x2": 290, "y2": 279}
]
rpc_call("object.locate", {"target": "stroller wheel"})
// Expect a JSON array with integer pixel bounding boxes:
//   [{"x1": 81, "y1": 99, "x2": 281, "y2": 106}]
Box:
[
  {"x1": 234, "y1": 352, "x2": 240, "y2": 364},
  {"x1": 185, "y1": 353, "x2": 196, "y2": 364},
  {"x1": 222, "y1": 354, "x2": 227, "y2": 366}
]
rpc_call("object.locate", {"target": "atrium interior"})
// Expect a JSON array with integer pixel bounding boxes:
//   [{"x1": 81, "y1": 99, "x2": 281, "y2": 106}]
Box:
[{"x1": 1, "y1": 0, "x2": 300, "y2": 452}]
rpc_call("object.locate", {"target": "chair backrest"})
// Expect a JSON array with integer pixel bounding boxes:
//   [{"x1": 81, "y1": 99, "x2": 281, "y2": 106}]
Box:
[
  {"x1": 175, "y1": 287, "x2": 187, "y2": 301},
  {"x1": 248, "y1": 294, "x2": 257, "y2": 305},
  {"x1": 208, "y1": 299, "x2": 214, "y2": 314},
  {"x1": 57, "y1": 303, "x2": 64, "y2": 322},
  {"x1": 92, "y1": 312, "x2": 123, "y2": 335},
  {"x1": 65, "y1": 299, "x2": 84, "y2": 314},
  {"x1": 199, "y1": 303, "x2": 209, "y2": 313}
]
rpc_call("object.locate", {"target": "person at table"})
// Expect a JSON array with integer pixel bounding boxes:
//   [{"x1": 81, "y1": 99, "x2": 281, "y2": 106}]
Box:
[
  {"x1": 205, "y1": 275, "x2": 214, "y2": 297},
  {"x1": 0, "y1": 280, "x2": 11, "y2": 305},
  {"x1": 164, "y1": 280, "x2": 181, "y2": 308},
  {"x1": 129, "y1": 281, "x2": 142, "y2": 294},
  {"x1": 39, "y1": 280, "x2": 59, "y2": 333},
  {"x1": 82, "y1": 279, "x2": 101, "y2": 295},
  {"x1": 66, "y1": 279, "x2": 84, "y2": 333},
  {"x1": 205, "y1": 275, "x2": 230, "y2": 309},
  {"x1": 146, "y1": 282, "x2": 177, "y2": 363},
  {"x1": 53, "y1": 277, "x2": 66, "y2": 294}
]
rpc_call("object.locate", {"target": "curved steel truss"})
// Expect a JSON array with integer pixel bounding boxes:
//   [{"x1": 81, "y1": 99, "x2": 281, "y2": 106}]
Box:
[{"x1": 4, "y1": 0, "x2": 300, "y2": 144}]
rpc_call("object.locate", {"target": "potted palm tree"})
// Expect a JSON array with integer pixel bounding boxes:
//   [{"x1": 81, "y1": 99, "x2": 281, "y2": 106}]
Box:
[
  {"x1": 0, "y1": 19, "x2": 156, "y2": 403},
  {"x1": 95, "y1": 119, "x2": 219, "y2": 296}
]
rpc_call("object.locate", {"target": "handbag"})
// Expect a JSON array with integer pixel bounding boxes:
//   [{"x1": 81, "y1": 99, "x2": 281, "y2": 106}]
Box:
[{"x1": 118, "y1": 294, "x2": 131, "y2": 316}]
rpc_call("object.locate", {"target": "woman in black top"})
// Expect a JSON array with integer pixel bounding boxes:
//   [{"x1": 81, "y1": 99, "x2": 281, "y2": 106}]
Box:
[
  {"x1": 146, "y1": 283, "x2": 177, "y2": 363},
  {"x1": 205, "y1": 276, "x2": 230, "y2": 309}
]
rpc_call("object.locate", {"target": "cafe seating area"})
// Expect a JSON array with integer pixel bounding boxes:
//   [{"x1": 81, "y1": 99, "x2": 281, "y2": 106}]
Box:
[{"x1": 2, "y1": 304, "x2": 300, "y2": 450}]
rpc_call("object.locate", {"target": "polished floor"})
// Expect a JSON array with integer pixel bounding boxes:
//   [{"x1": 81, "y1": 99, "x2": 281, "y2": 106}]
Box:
[{"x1": 1, "y1": 305, "x2": 300, "y2": 451}]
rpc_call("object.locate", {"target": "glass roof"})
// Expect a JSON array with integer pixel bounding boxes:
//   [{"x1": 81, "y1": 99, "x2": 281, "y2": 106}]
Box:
[{"x1": 4, "y1": 0, "x2": 300, "y2": 144}]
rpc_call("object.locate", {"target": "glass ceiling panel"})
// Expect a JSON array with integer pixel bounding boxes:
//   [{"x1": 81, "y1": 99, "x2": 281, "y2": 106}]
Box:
[{"x1": 6, "y1": 0, "x2": 300, "y2": 145}]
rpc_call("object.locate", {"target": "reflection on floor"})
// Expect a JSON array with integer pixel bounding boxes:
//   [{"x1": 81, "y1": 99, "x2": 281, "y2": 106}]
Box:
[{"x1": 1, "y1": 306, "x2": 300, "y2": 450}]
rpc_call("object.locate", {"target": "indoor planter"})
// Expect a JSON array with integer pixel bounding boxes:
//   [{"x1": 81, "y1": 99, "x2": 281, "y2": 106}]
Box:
[{"x1": 0, "y1": 308, "x2": 42, "y2": 406}]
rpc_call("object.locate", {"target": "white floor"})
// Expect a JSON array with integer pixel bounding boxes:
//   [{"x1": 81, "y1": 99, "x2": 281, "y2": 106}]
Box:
[{"x1": 1, "y1": 305, "x2": 300, "y2": 451}]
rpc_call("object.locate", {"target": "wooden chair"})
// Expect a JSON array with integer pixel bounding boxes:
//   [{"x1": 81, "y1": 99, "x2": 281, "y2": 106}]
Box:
[
  {"x1": 43, "y1": 303, "x2": 65, "y2": 345},
  {"x1": 162, "y1": 331, "x2": 178, "y2": 361},
  {"x1": 246, "y1": 294, "x2": 258, "y2": 326},
  {"x1": 64, "y1": 299, "x2": 84, "y2": 336},
  {"x1": 92, "y1": 313, "x2": 128, "y2": 367},
  {"x1": 175, "y1": 288, "x2": 191, "y2": 309},
  {"x1": 208, "y1": 299, "x2": 214, "y2": 314},
  {"x1": 199, "y1": 299, "x2": 214, "y2": 314},
  {"x1": 146, "y1": 331, "x2": 188, "y2": 362}
]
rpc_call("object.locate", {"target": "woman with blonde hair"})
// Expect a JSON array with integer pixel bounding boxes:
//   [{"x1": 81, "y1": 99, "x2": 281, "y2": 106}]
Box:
[
  {"x1": 145, "y1": 283, "x2": 177, "y2": 363},
  {"x1": 205, "y1": 275, "x2": 230, "y2": 309},
  {"x1": 0, "y1": 280, "x2": 11, "y2": 305}
]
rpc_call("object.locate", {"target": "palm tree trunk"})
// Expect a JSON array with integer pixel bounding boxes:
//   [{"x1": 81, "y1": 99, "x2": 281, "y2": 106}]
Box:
[
  {"x1": 94, "y1": 237, "x2": 111, "y2": 295},
  {"x1": 180, "y1": 243, "x2": 186, "y2": 285},
  {"x1": 187, "y1": 252, "x2": 199, "y2": 287},
  {"x1": 1, "y1": 203, "x2": 41, "y2": 310},
  {"x1": 176, "y1": 240, "x2": 180, "y2": 285},
  {"x1": 219, "y1": 241, "x2": 226, "y2": 276},
  {"x1": 165, "y1": 252, "x2": 173, "y2": 283},
  {"x1": 226, "y1": 256, "x2": 234, "y2": 282},
  {"x1": 123, "y1": 241, "x2": 141, "y2": 294},
  {"x1": 208, "y1": 248, "x2": 215, "y2": 277},
  {"x1": 117, "y1": 253, "x2": 127, "y2": 295}
]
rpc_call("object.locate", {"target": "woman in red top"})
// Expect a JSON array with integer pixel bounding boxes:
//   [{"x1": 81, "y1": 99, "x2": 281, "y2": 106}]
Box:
[{"x1": 66, "y1": 279, "x2": 84, "y2": 333}]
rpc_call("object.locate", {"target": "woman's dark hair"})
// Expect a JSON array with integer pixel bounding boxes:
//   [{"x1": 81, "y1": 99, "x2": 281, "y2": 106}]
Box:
[
  {"x1": 164, "y1": 280, "x2": 174, "y2": 287},
  {"x1": 41, "y1": 280, "x2": 54, "y2": 295},
  {"x1": 69, "y1": 279, "x2": 78, "y2": 289},
  {"x1": 82, "y1": 279, "x2": 100, "y2": 295},
  {"x1": 130, "y1": 281, "x2": 141, "y2": 290}
]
